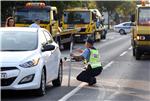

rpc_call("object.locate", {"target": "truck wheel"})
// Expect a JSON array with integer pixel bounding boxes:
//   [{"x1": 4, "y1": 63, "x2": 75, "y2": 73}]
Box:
[
  {"x1": 133, "y1": 48, "x2": 135, "y2": 56},
  {"x1": 101, "y1": 30, "x2": 106, "y2": 39},
  {"x1": 135, "y1": 49, "x2": 141, "y2": 60},
  {"x1": 63, "y1": 41, "x2": 74, "y2": 50},
  {"x1": 63, "y1": 42, "x2": 70, "y2": 49},
  {"x1": 52, "y1": 60, "x2": 63, "y2": 87},
  {"x1": 91, "y1": 32, "x2": 96, "y2": 42}
]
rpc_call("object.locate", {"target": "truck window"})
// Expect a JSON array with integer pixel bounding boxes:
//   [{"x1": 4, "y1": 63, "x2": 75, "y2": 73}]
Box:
[
  {"x1": 64, "y1": 11, "x2": 90, "y2": 24},
  {"x1": 53, "y1": 10, "x2": 57, "y2": 21},
  {"x1": 15, "y1": 8, "x2": 50, "y2": 24},
  {"x1": 138, "y1": 7, "x2": 150, "y2": 25}
]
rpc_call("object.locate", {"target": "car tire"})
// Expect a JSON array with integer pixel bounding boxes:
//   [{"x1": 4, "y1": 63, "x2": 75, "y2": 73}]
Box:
[
  {"x1": 119, "y1": 29, "x2": 125, "y2": 35},
  {"x1": 36, "y1": 68, "x2": 46, "y2": 96},
  {"x1": 52, "y1": 60, "x2": 63, "y2": 87}
]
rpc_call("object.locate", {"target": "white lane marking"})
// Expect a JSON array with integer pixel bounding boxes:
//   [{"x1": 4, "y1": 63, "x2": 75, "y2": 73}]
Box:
[
  {"x1": 105, "y1": 83, "x2": 121, "y2": 100},
  {"x1": 103, "y1": 61, "x2": 114, "y2": 70},
  {"x1": 120, "y1": 51, "x2": 127, "y2": 56},
  {"x1": 128, "y1": 47, "x2": 132, "y2": 50},
  {"x1": 58, "y1": 82, "x2": 87, "y2": 101},
  {"x1": 102, "y1": 81, "x2": 121, "y2": 101},
  {"x1": 59, "y1": 61, "x2": 114, "y2": 101}
]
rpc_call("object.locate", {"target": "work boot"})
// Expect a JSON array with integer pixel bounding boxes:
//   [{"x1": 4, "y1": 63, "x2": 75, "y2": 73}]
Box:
[{"x1": 88, "y1": 78, "x2": 96, "y2": 86}]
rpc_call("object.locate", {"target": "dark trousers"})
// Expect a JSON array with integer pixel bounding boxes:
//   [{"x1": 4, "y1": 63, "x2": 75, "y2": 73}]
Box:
[{"x1": 76, "y1": 65, "x2": 103, "y2": 84}]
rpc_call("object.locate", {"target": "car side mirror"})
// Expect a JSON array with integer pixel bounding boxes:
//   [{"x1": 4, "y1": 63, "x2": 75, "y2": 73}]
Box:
[{"x1": 42, "y1": 44, "x2": 55, "y2": 52}]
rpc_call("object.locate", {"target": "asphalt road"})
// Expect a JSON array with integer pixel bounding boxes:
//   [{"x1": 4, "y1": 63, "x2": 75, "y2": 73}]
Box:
[{"x1": 1, "y1": 32, "x2": 150, "y2": 101}]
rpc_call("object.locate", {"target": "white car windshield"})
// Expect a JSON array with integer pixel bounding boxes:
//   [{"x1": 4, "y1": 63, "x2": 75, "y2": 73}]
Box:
[{"x1": 0, "y1": 31, "x2": 38, "y2": 51}]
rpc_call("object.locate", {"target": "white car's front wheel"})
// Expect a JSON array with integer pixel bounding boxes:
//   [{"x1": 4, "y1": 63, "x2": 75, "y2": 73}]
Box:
[
  {"x1": 36, "y1": 68, "x2": 46, "y2": 96},
  {"x1": 52, "y1": 60, "x2": 63, "y2": 87}
]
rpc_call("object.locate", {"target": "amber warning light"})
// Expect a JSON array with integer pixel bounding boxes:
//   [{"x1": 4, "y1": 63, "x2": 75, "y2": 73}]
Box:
[
  {"x1": 26, "y1": 2, "x2": 46, "y2": 8},
  {"x1": 141, "y1": 0, "x2": 146, "y2": 6}
]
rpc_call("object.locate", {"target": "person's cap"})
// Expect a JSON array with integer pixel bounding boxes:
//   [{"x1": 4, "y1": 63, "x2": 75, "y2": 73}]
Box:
[
  {"x1": 35, "y1": 19, "x2": 40, "y2": 21},
  {"x1": 86, "y1": 37, "x2": 94, "y2": 45}
]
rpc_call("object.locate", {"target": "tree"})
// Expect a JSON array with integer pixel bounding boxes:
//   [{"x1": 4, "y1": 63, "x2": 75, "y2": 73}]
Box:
[
  {"x1": 96, "y1": 1, "x2": 136, "y2": 27},
  {"x1": 115, "y1": 1, "x2": 136, "y2": 22},
  {"x1": 1, "y1": 1, "x2": 27, "y2": 24}
]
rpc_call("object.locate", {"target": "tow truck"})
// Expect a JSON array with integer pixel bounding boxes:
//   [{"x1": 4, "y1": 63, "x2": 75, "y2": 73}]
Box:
[
  {"x1": 62, "y1": 8, "x2": 105, "y2": 42},
  {"x1": 14, "y1": 2, "x2": 78, "y2": 49},
  {"x1": 131, "y1": 0, "x2": 150, "y2": 60}
]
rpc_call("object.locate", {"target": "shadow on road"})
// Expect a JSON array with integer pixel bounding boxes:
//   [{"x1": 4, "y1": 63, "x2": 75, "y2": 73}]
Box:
[
  {"x1": 1, "y1": 85, "x2": 77, "y2": 101},
  {"x1": 140, "y1": 55, "x2": 150, "y2": 61}
]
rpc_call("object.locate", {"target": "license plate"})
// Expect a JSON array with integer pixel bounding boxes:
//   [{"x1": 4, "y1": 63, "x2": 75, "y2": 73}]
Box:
[
  {"x1": 68, "y1": 24, "x2": 75, "y2": 29},
  {"x1": 1, "y1": 73, "x2": 7, "y2": 79}
]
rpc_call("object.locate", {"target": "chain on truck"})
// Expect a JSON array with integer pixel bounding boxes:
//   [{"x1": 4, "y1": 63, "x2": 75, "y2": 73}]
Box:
[
  {"x1": 131, "y1": 0, "x2": 150, "y2": 60},
  {"x1": 62, "y1": 8, "x2": 106, "y2": 42},
  {"x1": 14, "y1": 2, "x2": 78, "y2": 49}
]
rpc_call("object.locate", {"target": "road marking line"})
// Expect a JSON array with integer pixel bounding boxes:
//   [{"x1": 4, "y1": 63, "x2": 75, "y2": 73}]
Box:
[
  {"x1": 120, "y1": 51, "x2": 127, "y2": 56},
  {"x1": 58, "y1": 82, "x2": 87, "y2": 101},
  {"x1": 103, "y1": 61, "x2": 114, "y2": 70},
  {"x1": 129, "y1": 47, "x2": 132, "y2": 50},
  {"x1": 103, "y1": 82, "x2": 121, "y2": 101}
]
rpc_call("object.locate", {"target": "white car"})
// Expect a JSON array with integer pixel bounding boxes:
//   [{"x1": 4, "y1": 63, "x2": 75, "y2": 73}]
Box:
[
  {"x1": 113, "y1": 22, "x2": 134, "y2": 35},
  {"x1": 0, "y1": 27, "x2": 63, "y2": 96}
]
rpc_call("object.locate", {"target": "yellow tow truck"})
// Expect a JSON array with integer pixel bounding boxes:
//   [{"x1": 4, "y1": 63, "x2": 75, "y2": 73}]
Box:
[
  {"x1": 14, "y1": 2, "x2": 78, "y2": 49},
  {"x1": 131, "y1": 1, "x2": 150, "y2": 60},
  {"x1": 62, "y1": 8, "x2": 105, "y2": 42}
]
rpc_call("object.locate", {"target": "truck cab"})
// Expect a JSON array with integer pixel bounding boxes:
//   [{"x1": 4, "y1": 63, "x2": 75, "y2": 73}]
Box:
[
  {"x1": 131, "y1": 2, "x2": 150, "y2": 60},
  {"x1": 14, "y1": 2, "x2": 59, "y2": 36},
  {"x1": 62, "y1": 8, "x2": 104, "y2": 42}
]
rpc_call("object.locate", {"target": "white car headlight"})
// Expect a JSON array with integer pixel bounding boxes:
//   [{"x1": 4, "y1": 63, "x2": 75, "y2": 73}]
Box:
[{"x1": 19, "y1": 58, "x2": 40, "y2": 68}]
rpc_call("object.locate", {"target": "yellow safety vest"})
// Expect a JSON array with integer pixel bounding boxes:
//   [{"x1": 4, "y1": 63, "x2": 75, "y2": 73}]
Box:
[{"x1": 88, "y1": 49, "x2": 102, "y2": 69}]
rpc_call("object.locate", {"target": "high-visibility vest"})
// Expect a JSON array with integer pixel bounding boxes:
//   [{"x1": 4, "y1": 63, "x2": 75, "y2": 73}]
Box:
[{"x1": 88, "y1": 49, "x2": 102, "y2": 69}]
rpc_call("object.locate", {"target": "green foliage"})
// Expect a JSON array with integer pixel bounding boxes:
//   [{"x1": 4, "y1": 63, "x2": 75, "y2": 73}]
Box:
[
  {"x1": 1, "y1": 1, "x2": 27, "y2": 23},
  {"x1": 96, "y1": 1, "x2": 136, "y2": 22},
  {"x1": 115, "y1": 1, "x2": 136, "y2": 16}
]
